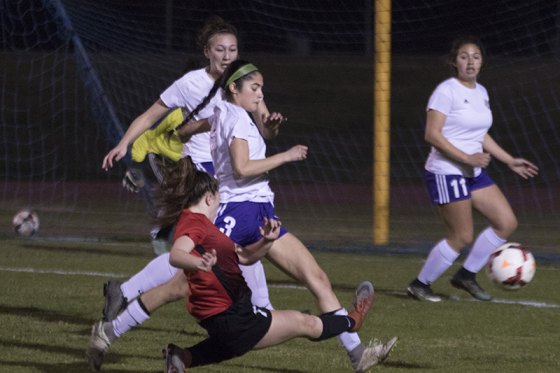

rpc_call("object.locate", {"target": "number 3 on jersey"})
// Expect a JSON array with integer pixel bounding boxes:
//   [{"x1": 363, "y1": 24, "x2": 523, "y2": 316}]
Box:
[{"x1": 217, "y1": 205, "x2": 236, "y2": 237}]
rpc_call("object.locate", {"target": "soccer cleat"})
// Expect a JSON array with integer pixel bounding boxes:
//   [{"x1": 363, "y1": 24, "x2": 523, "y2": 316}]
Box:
[
  {"x1": 163, "y1": 343, "x2": 188, "y2": 373},
  {"x1": 450, "y1": 274, "x2": 492, "y2": 301},
  {"x1": 407, "y1": 281, "x2": 442, "y2": 302},
  {"x1": 352, "y1": 337, "x2": 398, "y2": 373},
  {"x1": 87, "y1": 321, "x2": 111, "y2": 371},
  {"x1": 347, "y1": 281, "x2": 375, "y2": 332},
  {"x1": 103, "y1": 281, "x2": 127, "y2": 321}
]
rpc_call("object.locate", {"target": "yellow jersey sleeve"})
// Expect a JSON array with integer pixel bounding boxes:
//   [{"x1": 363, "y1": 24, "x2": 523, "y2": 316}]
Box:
[{"x1": 131, "y1": 108, "x2": 185, "y2": 163}]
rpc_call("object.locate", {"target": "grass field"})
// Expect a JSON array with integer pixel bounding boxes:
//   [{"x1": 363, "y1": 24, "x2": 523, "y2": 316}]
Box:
[{"x1": 0, "y1": 237, "x2": 559, "y2": 373}]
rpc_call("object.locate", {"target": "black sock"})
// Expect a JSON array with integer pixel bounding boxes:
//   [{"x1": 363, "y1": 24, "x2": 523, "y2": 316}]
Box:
[
  {"x1": 412, "y1": 278, "x2": 429, "y2": 288},
  {"x1": 311, "y1": 313, "x2": 354, "y2": 341}
]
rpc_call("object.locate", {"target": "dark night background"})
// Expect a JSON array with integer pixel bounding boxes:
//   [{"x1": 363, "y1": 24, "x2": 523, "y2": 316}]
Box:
[{"x1": 1, "y1": 0, "x2": 559, "y2": 244}]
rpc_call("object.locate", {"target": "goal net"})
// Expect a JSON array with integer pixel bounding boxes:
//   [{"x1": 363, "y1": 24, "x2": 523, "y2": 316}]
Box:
[{"x1": 1, "y1": 0, "x2": 559, "y2": 251}]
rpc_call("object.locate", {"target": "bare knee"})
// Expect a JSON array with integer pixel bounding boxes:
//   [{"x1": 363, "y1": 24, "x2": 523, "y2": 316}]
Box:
[
  {"x1": 162, "y1": 274, "x2": 189, "y2": 302},
  {"x1": 299, "y1": 313, "x2": 322, "y2": 338},
  {"x1": 493, "y1": 215, "x2": 518, "y2": 238}
]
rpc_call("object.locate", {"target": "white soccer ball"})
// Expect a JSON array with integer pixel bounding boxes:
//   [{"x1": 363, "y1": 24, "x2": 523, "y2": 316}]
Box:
[
  {"x1": 12, "y1": 209, "x2": 40, "y2": 237},
  {"x1": 486, "y1": 242, "x2": 536, "y2": 290}
]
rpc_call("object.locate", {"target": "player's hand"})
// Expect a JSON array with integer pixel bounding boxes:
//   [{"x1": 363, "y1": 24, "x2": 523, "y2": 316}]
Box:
[
  {"x1": 102, "y1": 144, "x2": 128, "y2": 171},
  {"x1": 466, "y1": 152, "x2": 491, "y2": 168},
  {"x1": 262, "y1": 112, "x2": 287, "y2": 133},
  {"x1": 259, "y1": 218, "x2": 282, "y2": 242},
  {"x1": 284, "y1": 145, "x2": 308, "y2": 162},
  {"x1": 508, "y1": 158, "x2": 539, "y2": 179},
  {"x1": 197, "y1": 249, "x2": 217, "y2": 272},
  {"x1": 122, "y1": 168, "x2": 145, "y2": 192}
]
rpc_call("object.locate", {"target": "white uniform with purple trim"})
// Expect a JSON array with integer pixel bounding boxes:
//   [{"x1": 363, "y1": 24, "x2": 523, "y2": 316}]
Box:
[
  {"x1": 209, "y1": 99, "x2": 276, "y2": 310},
  {"x1": 424, "y1": 77, "x2": 493, "y2": 178},
  {"x1": 209, "y1": 100, "x2": 275, "y2": 203},
  {"x1": 160, "y1": 67, "x2": 222, "y2": 164}
]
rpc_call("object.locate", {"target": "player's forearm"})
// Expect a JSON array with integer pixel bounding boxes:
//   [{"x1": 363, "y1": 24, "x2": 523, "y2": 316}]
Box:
[
  {"x1": 122, "y1": 101, "x2": 169, "y2": 146},
  {"x1": 233, "y1": 153, "x2": 288, "y2": 178},
  {"x1": 483, "y1": 134, "x2": 514, "y2": 164},
  {"x1": 169, "y1": 250, "x2": 201, "y2": 272},
  {"x1": 177, "y1": 119, "x2": 210, "y2": 142}
]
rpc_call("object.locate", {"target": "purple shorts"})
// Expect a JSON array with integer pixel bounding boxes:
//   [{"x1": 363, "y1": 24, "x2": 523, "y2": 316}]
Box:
[
  {"x1": 196, "y1": 161, "x2": 215, "y2": 176},
  {"x1": 214, "y1": 201, "x2": 288, "y2": 246},
  {"x1": 424, "y1": 169, "x2": 495, "y2": 205}
]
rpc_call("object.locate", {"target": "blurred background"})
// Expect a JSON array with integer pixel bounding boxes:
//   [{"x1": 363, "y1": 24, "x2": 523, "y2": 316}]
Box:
[{"x1": 1, "y1": 0, "x2": 559, "y2": 253}]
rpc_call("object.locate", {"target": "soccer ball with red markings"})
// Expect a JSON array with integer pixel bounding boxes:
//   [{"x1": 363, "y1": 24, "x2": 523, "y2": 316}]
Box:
[
  {"x1": 486, "y1": 243, "x2": 536, "y2": 290},
  {"x1": 12, "y1": 209, "x2": 40, "y2": 237}
]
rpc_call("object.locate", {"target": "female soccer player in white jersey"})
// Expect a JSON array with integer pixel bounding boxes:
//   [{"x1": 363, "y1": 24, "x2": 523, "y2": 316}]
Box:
[
  {"x1": 201, "y1": 59, "x2": 396, "y2": 372},
  {"x1": 89, "y1": 17, "x2": 282, "y2": 371},
  {"x1": 406, "y1": 36, "x2": 539, "y2": 302}
]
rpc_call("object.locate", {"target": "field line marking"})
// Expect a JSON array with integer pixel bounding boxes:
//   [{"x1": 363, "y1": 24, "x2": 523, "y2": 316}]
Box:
[
  {"x1": 385, "y1": 290, "x2": 560, "y2": 309},
  {"x1": 489, "y1": 298, "x2": 560, "y2": 308},
  {"x1": 0, "y1": 266, "x2": 127, "y2": 278},
  {"x1": 4, "y1": 266, "x2": 557, "y2": 308},
  {"x1": 0, "y1": 266, "x2": 307, "y2": 289}
]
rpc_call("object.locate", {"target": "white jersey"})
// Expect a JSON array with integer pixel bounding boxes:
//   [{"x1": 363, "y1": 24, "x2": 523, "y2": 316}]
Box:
[
  {"x1": 209, "y1": 100, "x2": 274, "y2": 203},
  {"x1": 425, "y1": 77, "x2": 493, "y2": 177},
  {"x1": 160, "y1": 68, "x2": 222, "y2": 163}
]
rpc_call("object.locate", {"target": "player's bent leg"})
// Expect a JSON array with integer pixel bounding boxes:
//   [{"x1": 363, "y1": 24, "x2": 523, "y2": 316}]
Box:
[
  {"x1": 254, "y1": 310, "x2": 322, "y2": 349},
  {"x1": 472, "y1": 184, "x2": 517, "y2": 238},
  {"x1": 119, "y1": 253, "x2": 179, "y2": 301},
  {"x1": 265, "y1": 233, "x2": 341, "y2": 313},
  {"x1": 265, "y1": 233, "x2": 371, "y2": 369},
  {"x1": 140, "y1": 270, "x2": 189, "y2": 312}
]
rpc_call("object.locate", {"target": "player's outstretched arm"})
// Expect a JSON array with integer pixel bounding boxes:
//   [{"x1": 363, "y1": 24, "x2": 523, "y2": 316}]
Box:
[
  {"x1": 230, "y1": 139, "x2": 308, "y2": 178},
  {"x1": 507, "y1": 158, "x2": 539, "y2": 179},
  {"x1": 102, "y1": 100, "x2": 169, "y2": 170},
  {"x1": 483, "y1": 134, "x2": 539, "y2": 179}
]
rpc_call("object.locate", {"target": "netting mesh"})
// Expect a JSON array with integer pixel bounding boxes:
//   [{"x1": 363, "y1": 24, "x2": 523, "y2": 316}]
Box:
[{"x1": 1, "y1": 0, "x2": 559, "y2": 249}]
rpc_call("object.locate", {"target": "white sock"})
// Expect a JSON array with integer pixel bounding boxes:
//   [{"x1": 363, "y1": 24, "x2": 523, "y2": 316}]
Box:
[
  {"x1": 120, "y1": 253, "x2": 178, "y2": 300},
  {"x1": 464, "y1": 227, "x2": 506, "y2": 273},
  {"x1": 335, "y1": 308, "x2": 361, "y2": 352},
  {"x1": 239, "y1": 260, "x2": 273, "y2": 310},
  {"x1": 418, "y1": 239, "x2": 460, "y2": 285},
  {"x1": 112, "y1": 299, "x2": 150, "y2": 337}
]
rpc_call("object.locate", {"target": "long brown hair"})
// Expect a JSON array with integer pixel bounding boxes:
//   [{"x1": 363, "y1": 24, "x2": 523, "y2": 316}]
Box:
[{"x1": 155, "y1": 157, "x2": 218, "y2": 227}]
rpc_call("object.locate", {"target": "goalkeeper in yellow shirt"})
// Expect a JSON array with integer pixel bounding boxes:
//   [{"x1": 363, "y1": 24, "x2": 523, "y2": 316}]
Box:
[{"x1": 123, "y1": 107, "x2": 186, "y2": 255}]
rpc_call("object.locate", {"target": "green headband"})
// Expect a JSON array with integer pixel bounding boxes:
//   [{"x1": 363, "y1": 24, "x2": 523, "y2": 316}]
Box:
[{"x1": 225, "y1": 63, "x2": 258, "y2": 87}]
